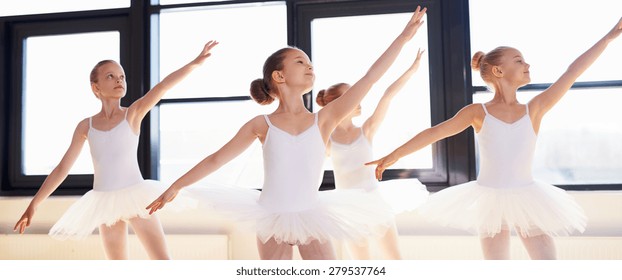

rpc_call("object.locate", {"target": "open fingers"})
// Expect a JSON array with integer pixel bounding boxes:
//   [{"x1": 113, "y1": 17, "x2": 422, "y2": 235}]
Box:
[
  {"x1": 14, "y1": 218, "x2": 27, "y2": 234},
  {"x1": 146, "y1": 199, "x2": 164, "y2": 215},
  {"x1": 410, "y1": 6, "x2": 427, "y2": 24},
  {"x1": 412, "y1": 48, "x2": 425, "y2": 67},
  {"x1": 409, "y1": 6, "x2": 427, "y2": 22},
  {"x1": 205, "y1": 40, "x2": 219, "y2": 52},
  {"x1": 417, "y1": 48, "x2": 426, "y2": 57}
]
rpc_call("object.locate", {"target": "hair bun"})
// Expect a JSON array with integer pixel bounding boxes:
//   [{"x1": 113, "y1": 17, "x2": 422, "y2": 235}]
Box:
[
  {"x1": 471, "y1": 51, "x2": 485, "y2": 71},
  {"x1": 316, "y1": 90, "x2": 327, "y2": 107}
]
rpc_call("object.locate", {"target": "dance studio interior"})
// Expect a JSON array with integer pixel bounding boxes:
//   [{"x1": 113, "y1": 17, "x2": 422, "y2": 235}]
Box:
[{"x1": 1, "y1": 0, "x2": 621, "y2": 260}]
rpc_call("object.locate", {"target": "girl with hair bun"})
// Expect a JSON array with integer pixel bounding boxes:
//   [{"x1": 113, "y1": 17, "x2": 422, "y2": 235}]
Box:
[
  {"x1": 316, "y1": 50, "x2": 429, "y2": 260},
  {"x1": 14, "y1": 41, "x2": 218, "y2": 259},
  {"x1": 147, "y1": 6, "x2": 427, "y2": 260},
  {"x1": 367, "y1": 17, "x2": 622, "y2": 259}
]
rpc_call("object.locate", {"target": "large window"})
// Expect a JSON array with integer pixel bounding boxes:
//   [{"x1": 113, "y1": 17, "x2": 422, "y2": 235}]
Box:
[
  {"x1": 311, "y1": 12, "x2": 432, "y2": 171},
  {"x1": 5, "y1": 0, "x2": 614, "y2": 196},
  {"x1": 469, "y1": 0, "x2": 622, "y2": 189},
  {"x1": 0, "y1": 0, "x2": 129, "y2": 17},
  {"x1": 23, "y1": 32, "x2": 120, "y2": 176},
  {"x1": 295, "y1": 0, "x2": 463, "y2": 189},
  {"x1": 156, "y1": 2, "x2": 286, "y2": 188},
  {"x1": 4, "y1": 15, "x2": 130, "y2": 193}
]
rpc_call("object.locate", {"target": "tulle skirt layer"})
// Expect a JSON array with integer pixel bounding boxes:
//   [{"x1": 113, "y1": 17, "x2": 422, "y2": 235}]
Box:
[
  {"x1": 418, "y1": 180, "x2": 587, "y2": 238},
  {"x1": 186, "y1": 184, "x2": 394, "y2": 246},
  {"x1": 49, "y1": 180, "x2": 196, "y2": 240},
  {"x1": 375, "y1": 178, "x2": 429, "y2": 214}
]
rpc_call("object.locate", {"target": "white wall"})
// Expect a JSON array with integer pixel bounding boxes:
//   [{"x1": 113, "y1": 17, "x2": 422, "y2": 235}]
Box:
[{"x1": 1, "y1": 191, "x2": 621, "y2": 260}]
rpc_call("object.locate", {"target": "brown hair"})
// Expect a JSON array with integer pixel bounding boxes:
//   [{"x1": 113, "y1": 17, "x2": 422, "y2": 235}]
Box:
[
  {"x1": 89, "y1": 60, "x2": 117, "y2": 83},
  {"x1": 316, "y1": 83, "x2": 349, "y2": 107},
  {"x1": 249, "y1": 47, "x2": 300, "y2": 105},
  {"x1": 471, "y1": 46, "x2": 512, "y2": 84}
]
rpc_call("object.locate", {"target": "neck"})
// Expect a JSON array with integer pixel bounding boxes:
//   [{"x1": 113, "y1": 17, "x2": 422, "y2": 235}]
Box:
[
  {"x1": 492, "y1": 83, "x2": 519, "y2": 104},
  {"x1": 100, "y1": 99, "x2": 122, "y2": 119},
  {"x1": 274, "y1": 87, "x2": 309, "y2": 114}
]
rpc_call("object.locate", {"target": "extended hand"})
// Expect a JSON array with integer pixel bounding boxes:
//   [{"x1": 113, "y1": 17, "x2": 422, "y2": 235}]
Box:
[
  {"x1": 400, "y1": 6, "x2": 427, "y2": 41},
  {"x1": 606, "y1": 17, "x2": 622, "y2": 41},
  {"x1": 14, "y1": 207, "x2": 35, "y2": 234},
  {"x1": 411, "y1": 48, "x2": 426, "y2": 71},
  {"x1": 146, "y1": 187, "x2": 179, "y2": 215},
  {"x1": 365, "y1": 154, "x2": 399, "y2": 180},
  {"x1": 194, "y1": 40, "x2": 220, "y2": 65}
]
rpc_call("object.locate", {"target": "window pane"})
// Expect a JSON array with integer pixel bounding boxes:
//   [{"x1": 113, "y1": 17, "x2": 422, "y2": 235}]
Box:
[
  {"x1": 469, "y1": 0, "x2": 622, "y2": 86},
  {"x1": 159, "y1": 101, "x2": 277, "y2": 188},
  {"x1": 473, "y1": 88, "x2": 622, "y2": 185},
  {"x1": 0, "y1": 0, "x2": 129, "y2": 17},
  {"x1": 311, "y1": 13, "x2": 433, "y2": 170},
  {"x1": 23, "y1": 32, "x2": 120, "y2": 175},
  {"x1": 158, "y1": 2, "x2": 287, "y2": 98}
]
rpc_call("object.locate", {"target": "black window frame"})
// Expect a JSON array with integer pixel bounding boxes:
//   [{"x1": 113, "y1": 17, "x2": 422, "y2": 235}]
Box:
[
  {"x1": 293, "y1": 0, "x2": 475, "y2": 191},
  {"x1": 1, "y1": 0, "x2": 618, "y2": 197},
  {"x1": 1, "y1": 9, "x2": 139, "y2": 196}
]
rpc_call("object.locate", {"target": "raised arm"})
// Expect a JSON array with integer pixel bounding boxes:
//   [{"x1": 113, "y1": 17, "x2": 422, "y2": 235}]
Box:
[
  {"x1": 366, "y1": 104, "x2": 481, "y2": 180},
  {"x1": 128, "y1": 40, "x2": 219, "y2": 128},
  {"x1": 14, "y1": 119, "x2": 89, "y2": 234},
  {"x1": 530, "y1": 18, "x2": 622, "y2": 121},
  {"x1": 362, "y1": 48, "x2": 425, "y2": 140},
  {"x1": 318, "y1": 6, "x2": 427, "y2": 136},
  {"x1": 146, "y1": 116, "x2": 263, "y2": 214}
]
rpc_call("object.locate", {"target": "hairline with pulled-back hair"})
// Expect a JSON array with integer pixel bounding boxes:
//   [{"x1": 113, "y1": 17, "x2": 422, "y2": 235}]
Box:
[
  {"x1": 89, "y1": 59, "x2": 117, "y2": 84},
  {"x1": 315, "y1": 82, "x2": 349, "y2": 107},
  {"x1": 471, "y1": 46, "x2": 514, "y2": 85}
]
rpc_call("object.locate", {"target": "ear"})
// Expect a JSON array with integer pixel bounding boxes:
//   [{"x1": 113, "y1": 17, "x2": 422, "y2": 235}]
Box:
[
  {"x1": 492, "y1": 66, "x2": 503, "y2": 78},
  {"x1": 91, "y1": 83, "x2": 101, "y2": 99},
  {"x1": 272, "y1": 71, "x2": 284, "y2": 83}
]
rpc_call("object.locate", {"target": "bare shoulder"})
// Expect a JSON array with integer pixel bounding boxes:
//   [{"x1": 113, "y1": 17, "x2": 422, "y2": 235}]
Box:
[
  {"x1": 77, "y1": 118, "x2": 90, "y2": 130},
  {"x1": 244, "y1": 115, "x2": 269, "y2": 133},
  {"x1": 247, "y1": 114, "x2": 268, "y2": 128},
  {"x1": 244, "y1": 115, "x2": 269, "y2": 142},
  {"x1": 461, "y1": 103, "x2": 485, "y2": 117},
  {"x1": 75, "y1": 118, "x2": 91, "y2": 139},
  {"x1": 463, "y1": 103, "x2": 486, "y2": 132}
]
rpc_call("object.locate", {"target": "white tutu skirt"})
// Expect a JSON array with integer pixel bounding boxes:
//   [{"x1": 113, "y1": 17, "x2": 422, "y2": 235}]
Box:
[
  {"x1": 49, "y1": 180, "x2": 196, "y2": 240},
  {"x1": 418, "y1": 180, "x2": 587, "y2": 238},
  {"x1": 185, "y1": 184, "x2": 394, "y2": 246},
  {"x1": 375, "y1": 178, "x2": 429, "y2": 214}
]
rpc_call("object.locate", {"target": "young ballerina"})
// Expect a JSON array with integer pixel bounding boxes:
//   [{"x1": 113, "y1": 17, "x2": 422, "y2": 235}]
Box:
[
  {"x1": 315, "y1": 49, "x2": 429, "y2": 260},
  {"x1": 13, "y1": 40, "x2": 218, "y2": 260},
  {"x1": 146, "y1": 6, "x2": 427, "y2": 260},
  {"x1": 367, "y1": 18, "x2": 622, "y2": 260}
]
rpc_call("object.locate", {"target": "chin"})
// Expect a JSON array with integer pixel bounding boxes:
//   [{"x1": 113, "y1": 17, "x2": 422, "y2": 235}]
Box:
[{"x1": 519, "y1": 79, "x2": 531, "y2": 87}]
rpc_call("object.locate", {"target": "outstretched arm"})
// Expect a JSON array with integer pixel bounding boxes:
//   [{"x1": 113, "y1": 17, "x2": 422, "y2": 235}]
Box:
[
  {"x1": 363, "y1": 49, "x2": 425, "y2": 140},
  {"x1": 530, "y1": 18, "x2": 622, "y2": 121},
  {"x1": 146, "y1": 116, "x2": 262, "y2": 214},
  {"x1": 366, "y1": 104, "x2": 480, "y2": 180},
  {"x1": 128, "y1": 40, "x2": 219, "y2": 127},
  {"x1": 14, "y1": 120, "x2": 89, "y2": 234},
  {"x1": 319, "y1": 6, "x2": 427, "y2": 137}
]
